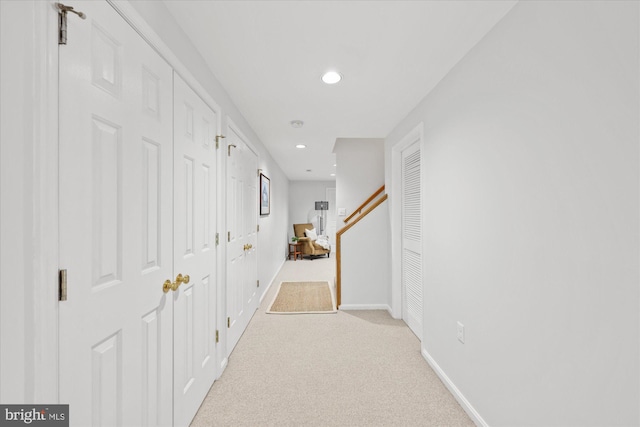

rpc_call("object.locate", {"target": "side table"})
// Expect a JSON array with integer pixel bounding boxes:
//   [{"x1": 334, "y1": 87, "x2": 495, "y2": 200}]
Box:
[{"x1": 288, "y1": 242, "x2": 303, "y2": 261}]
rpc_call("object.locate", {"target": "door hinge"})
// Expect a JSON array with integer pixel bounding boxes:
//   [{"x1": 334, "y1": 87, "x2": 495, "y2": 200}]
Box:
[
  {"x1": 59, "y1": 269, "x2": 68, "y2": 301},
  {"x1": 227, "y1": 231, "x2": 231, "y2": 242},
  {"x1": 227, "y1": 317, "x2": 230, "y2": 328},
  {"x1": 216, "y1": 135, "x2": 225, "y2": 150},
  {"x1": 56, "y1": 3, "x2": 86, "y2": 45},
  {"x1": 215, "y1": 232, "x2": 219, "y2": 246},
  {"x1": 257, "y1": 224, "x2": 260, "y2": 232},
  {"x1": 215, "y1": 330, "x2": 219, "y2": 343},
  {"x1": 257, "y1": 280, "x2": 260, "y2": 288}
]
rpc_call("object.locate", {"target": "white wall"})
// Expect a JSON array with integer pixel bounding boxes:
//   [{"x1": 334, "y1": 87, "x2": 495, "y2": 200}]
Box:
[
  {"x1": 385, "y1": 1, "x2": 639, "y2": 425},
  {"x1": 258, "y1": 164, "x2": 289, "y2": 288},
  {"x1": 340, "y1": 199, "x2": 391, "y2": 310},
  {"x1": 128, "y1": 1, "x2": 289, "y2": 300},
  {"x1": 288, "y1": 181, "x2": 335, "y2": 240},
  {"x1": 334, "y1": 138, "x2": 385, "y2": 224},
  {"x1": 0, "y1": 1, "x2": 59, "y2": 403}
]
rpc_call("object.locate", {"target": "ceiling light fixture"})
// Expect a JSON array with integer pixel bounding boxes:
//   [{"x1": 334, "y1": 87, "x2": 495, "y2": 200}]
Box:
[
  {"x1": 296, "y1": 144, "x2": 306, "y2": 149},
  {"x1": 290, "y1": 120, "x2": 304, "y2": 128},
  {"x1": 322, "y1": 71, "x2": 342, "y2": 85},
  {"x1": 330, "y1": 173, "x2": 336, "y2": 177}
]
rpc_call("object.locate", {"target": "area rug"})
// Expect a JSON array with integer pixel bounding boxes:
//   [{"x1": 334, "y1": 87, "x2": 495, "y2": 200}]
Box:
[{"x1": 266, "y1": 281, "x2": 337, "y2": 314}]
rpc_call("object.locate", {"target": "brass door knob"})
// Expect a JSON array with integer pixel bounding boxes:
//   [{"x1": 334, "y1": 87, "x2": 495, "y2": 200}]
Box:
[
  {"x1": 163, "y1": 274, "x2": 190, "y2": 293},
  {"x1": 163, "y1": 279, "x2": 172, "y2": 293},
  {"x1": 171, "y1": 273, "x2": 190, "y2": 291}
]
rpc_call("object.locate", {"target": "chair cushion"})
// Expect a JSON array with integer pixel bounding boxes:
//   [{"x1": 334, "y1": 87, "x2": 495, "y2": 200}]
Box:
[{"x1": 293, "y1": 223, "x2": 314, "y2": 238}]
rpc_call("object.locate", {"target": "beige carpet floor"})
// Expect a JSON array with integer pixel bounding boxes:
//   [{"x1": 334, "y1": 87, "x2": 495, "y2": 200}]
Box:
[{"x1": 190, "y1": 257, "x2": 473, "y2": 427}]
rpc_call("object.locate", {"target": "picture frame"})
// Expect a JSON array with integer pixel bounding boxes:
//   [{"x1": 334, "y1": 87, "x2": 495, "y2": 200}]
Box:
[{"x1": 260, "y1": 173, "x2": 270, "y2": 215}]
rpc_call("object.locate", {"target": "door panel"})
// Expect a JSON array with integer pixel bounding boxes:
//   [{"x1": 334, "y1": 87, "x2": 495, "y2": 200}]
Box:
[
  {"x1": 401, "y1": 141, "x2": 423, "y2": 338},
  {"x1": 59, "y1": 2, "x2": 173, "y2": 426},
  {"x1": 173, "y1": 73, "x2": 218, "y2": 427},
  {"x1": 226, "y1": 126, "x2": 258, "y2": 356}
]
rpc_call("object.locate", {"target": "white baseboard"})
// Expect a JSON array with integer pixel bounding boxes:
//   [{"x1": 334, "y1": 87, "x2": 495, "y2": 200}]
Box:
[
  {"x1": 260, "y1": 257, "x2": 286, "y2": 304},
  {"x1": 218, "y1": 357, "x2": 228, "y2": 379},
  {"x1": 421, "y1": 347, "x2": 488, "y2": 427},
  {"x1": 339, "y1": 304, "x2": 392, "y2": 313}
]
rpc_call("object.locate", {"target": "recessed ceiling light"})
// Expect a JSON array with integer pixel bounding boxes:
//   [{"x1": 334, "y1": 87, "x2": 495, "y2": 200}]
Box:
[
  {"x1": 330, "y1": 173, "x2": 336, "y2": 176},
  {"x1": 333, "y1": 164, "x2": 337, "y2": 167},
  {"x1": 290, "y1": 120, "x2": 304, "y2": 128},
  {"x1": 322, "y1": 71, "x2": 342, "y2": 85},
  {"x1": 296, "y1": 144, "x2": 306, "y2": 149}
]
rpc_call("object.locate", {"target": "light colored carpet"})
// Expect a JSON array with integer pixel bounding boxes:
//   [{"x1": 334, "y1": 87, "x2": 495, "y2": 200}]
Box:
[
  {"x1": 190, "y1": 257, "x2": 473, "y2": 427},
  {"x1": 266, "y1": 281, "x2": 336, "y2": 314}
]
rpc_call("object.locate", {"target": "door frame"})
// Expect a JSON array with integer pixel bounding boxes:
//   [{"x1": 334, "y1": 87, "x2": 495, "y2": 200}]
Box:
[
  {"x1": 390, "y1": 123, "x2": 424, "y2": 323},
  {"x1": 0, "y1": 0, "x2": 228, "y2": 402}
]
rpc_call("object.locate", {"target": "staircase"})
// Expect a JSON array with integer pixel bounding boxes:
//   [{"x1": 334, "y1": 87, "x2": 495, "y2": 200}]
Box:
[{"x1": 336, "y1": 185, "x2": 390, "y2": 308}]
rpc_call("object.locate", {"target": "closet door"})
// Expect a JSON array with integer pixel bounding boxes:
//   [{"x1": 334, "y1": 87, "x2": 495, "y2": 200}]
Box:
[
  {"x1": 226, "y1": 124, "x2": 259, "y2": 356},
  {"x1": 59, "y1": 2, "x2": 174, "y2": 425},
  {"x1": 401, "y1": 141, "x2": 423, "y2": 338},
  {"x1": 173, "y1": 73, "x2": 219, "y2": 427}
]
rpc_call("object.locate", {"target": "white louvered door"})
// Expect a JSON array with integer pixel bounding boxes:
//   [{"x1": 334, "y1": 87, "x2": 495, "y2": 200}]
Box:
[
  {"x1": 59, "y1": 2, "x2": 174, "y2": 425},
  {"x1": 401, "y1": 141, "x2": 423, "y2": 338}
]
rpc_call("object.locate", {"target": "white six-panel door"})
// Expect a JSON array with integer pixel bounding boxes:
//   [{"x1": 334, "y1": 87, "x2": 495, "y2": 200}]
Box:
[
  {"x1": 226, "y1": 124, "x2": 258, "y2": 356},
  {"x1": 401, "y1": 141, "x2": 423, "y2": 338},
  {"x1": 60, "y1": 3, "x2": 221, "y2": 426},
  {"x1": 59, "y1": 2, "x2": 174, "y2": 425},
  {"x1": 172, "y1": 73, "x2": 219, "y2": 427}
]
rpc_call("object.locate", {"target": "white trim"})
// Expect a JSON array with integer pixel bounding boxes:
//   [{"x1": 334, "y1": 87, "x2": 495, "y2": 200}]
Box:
[
  {"x1": 219, "y1": 357, "x2": 229, "y2": 378},
  {"x1": 33, "y1": 1, "x2": 60, "y2": 403},
  {"x1": 339, "y1": 304, "x2": 392, "y2": 314},
  {"x1": 390, "y1": 123, "x2": 424, "y2": 322},
  {"x1": 421, "y1": 347, "x2": 488, "y2": 427},
  {"x1": 260, "y1": 257, "x2": 286, "y2": 304}
]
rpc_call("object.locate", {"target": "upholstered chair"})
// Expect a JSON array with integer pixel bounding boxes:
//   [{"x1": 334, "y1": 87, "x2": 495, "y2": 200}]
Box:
[{"x1": 292, "y1": 223, "x2": 331, "y2": 259}]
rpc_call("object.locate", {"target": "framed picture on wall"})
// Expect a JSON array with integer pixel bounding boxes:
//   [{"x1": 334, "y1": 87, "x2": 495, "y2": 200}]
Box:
[{"x1": 260, "y1": 173, "x2": 270, "y2": 215}]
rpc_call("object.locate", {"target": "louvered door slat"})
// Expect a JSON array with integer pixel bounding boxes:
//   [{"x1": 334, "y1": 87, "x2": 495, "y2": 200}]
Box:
[{"x1": 401, "y1": 142, "x2": 422, "y2": 338}]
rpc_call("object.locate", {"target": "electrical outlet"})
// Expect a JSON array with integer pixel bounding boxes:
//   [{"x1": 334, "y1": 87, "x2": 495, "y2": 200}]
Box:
[{"x1": 457, "y1": 321, "x2": 465, "y2": 344}]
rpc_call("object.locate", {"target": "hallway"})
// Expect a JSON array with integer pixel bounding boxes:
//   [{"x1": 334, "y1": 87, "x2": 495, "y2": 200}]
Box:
[{"x1": 190, "y1": 258, "x2": 472, "y2": 426}]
